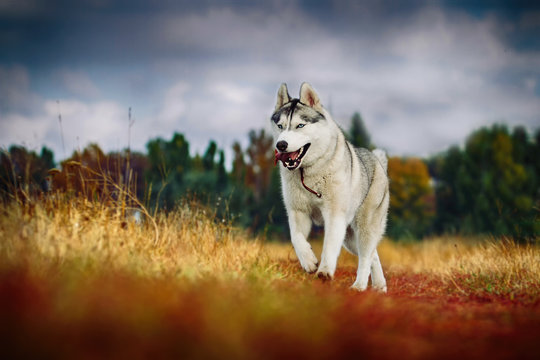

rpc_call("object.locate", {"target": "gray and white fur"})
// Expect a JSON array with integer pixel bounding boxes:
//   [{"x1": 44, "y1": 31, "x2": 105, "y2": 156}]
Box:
[{"x1": 271, "y1": 82, "x2": 389, "y2": 291}]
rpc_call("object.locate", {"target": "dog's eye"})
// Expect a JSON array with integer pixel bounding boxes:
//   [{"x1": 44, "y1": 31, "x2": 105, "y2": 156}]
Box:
[
  {"x1": 277, "y1": 124, "x2": 283, "y2": 129},
  {"x1": 296, "y1": 124, "x2": 305, "y2": 129}
]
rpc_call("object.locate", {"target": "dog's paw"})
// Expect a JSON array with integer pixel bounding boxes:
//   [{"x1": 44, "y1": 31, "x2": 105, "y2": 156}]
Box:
[
  {"x1": 297, "y1": 248, "x2": 318, "y2": 273},
  {"x1": 349, "y1": 281, "x2": 368, "y2": 292},
  {"x1": 316, "y1": 263, "x2": 334, "y2": 281},
  {"x1": 350, "y1": 283, "x2": 387, "y2": 292},
  {"x1": 316, "y1": 271, "x2": 332, "y2": 282},
  {"x1": 372, "y1": 281, "x2": 388, "y2": 293}
]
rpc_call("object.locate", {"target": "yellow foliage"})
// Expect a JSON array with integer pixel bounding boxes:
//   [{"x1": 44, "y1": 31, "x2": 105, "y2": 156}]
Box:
[
  {"x1": 387, "y1": 157, "x2": 435, "y2": 238},
  {"x1": 388, "y1": 157, "x2": 432, "y2": 210}
]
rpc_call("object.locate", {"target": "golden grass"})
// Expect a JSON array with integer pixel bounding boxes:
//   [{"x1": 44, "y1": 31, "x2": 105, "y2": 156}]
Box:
[
  {"x1": 377, "y1": 237, "x2": 540, "y2": 293},
  {"x1": 1, "y1": 197, "x2": 538, "y2": 296},
  {"x1": 266, "y1": 235, "x2": 540, "y2": 295},
  {"x1": 2, "y1": 196, "x2": 539, "y2": 359},
  {"x1": 0, "y1": 197, "x2": 271, "y2": 281}
]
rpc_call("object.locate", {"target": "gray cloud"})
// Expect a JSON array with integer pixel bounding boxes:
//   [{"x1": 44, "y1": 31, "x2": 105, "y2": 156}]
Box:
[{"x1": 1, "y1": 0, "x2": 539, "y2": 161}]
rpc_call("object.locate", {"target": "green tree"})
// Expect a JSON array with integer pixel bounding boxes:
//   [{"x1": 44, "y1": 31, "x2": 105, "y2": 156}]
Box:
[
  {"x1": 145, "y1": 132, "x2": 191, "y2": 209},
  {"x1": 216, "y1": 150, "x2": 228, "y2": 192},
  {"x1": 432, "y1": 125, "x2": 539, "y2": 241},
  {"x1": 429, "y1": 146, "x2": 464, "y2": 234},
  {"x1": 202, "y1": 140, "x2": 217, "y2": 171},
  {"x1": 40, "y1": 147, "x2": 55, "y2": 171},
  {"x1": 348, "y1": 112, "x2": 371, "y2": 149},
  {"x1": 0, "y1": 145, "x2": 55, "y2": 201},
  {"x1": 228, "y1": 129, "x2": 287, "y2": 235},
  {"x1": 227, "y1": 141, "x2": 254, "y2": 228}
]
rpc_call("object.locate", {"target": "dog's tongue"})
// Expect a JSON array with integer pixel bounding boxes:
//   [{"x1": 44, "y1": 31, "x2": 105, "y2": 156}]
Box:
[
  {"x1": 287, "y1": 151, "x2": 301, "y2": 160},
  {"x1": 274, "y1": 149, "x2": 300, "y2": 165}
]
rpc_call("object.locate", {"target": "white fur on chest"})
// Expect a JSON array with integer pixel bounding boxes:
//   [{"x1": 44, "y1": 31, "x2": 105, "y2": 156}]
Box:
[{"x1": 280, "y1": 164, "x2": 363, "y2": 225}]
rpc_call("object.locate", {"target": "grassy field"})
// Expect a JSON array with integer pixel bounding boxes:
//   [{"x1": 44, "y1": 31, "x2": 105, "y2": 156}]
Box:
[{"x1": 1, "y1": 197, "x2": 539, "y2": 359}]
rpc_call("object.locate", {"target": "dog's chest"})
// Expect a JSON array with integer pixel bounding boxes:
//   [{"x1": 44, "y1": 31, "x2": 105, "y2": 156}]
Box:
[
  {"x1": 281, "y1": 162, "x2": 365, "y2": 224},
  {"x1": 282, "y1": 177, "x2": 325, "y2": 227},
  {"x1": 281, "y1": 169, "x2": 329, "y2": 207}
]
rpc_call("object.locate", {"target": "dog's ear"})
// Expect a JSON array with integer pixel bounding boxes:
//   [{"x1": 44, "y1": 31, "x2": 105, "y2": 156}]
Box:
[
  {"x1": 299, "y1": 82, "x2": 322, "y2": 111},
  {"x1": 275, "y1": 83, "x2": 291, "y2": 110}
]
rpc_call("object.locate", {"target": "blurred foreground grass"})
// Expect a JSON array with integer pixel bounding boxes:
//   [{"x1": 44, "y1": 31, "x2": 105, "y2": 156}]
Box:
[{"x1": 1, "y1": 197, "x2": 539, "y2": 359}]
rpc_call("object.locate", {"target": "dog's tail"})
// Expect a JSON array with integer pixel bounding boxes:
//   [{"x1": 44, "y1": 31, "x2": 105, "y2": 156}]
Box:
[{"x1": 372, "y1": 149, "x2": 388, "y2": 173}]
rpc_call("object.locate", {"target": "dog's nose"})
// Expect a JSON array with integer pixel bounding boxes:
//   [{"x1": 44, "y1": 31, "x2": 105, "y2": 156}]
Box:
[{"x1": 276, "y1": 140, "x2": 288, "y2": 152}]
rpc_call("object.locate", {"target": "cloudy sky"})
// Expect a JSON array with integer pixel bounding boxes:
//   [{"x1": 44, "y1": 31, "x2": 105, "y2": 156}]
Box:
[{"x1": 1, "y1": 0, "x2": 539, "y2": 163}]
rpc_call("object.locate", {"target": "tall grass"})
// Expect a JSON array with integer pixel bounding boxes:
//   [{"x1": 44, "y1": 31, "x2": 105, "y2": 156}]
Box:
[
  {"x1": 2, "y1": 192, "x2": 538, "y2": 295},
  {"x1": 378, "y1": 237, "x2": 540, "y2": 295},
  {"x1": 0, "y1": 196, "x2": 270, "y2": 281},
  {"x1": 267, "y1": 236, "x2": 539, "y2": 296},
  {"x1": 1, "y1": 190, "x2": 539, "y2": 358}
]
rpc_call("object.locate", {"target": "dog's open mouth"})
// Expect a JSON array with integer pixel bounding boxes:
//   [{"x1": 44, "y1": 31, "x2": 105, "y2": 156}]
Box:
[{"x1": 275, "y1": 143, "x2": 311, "y2": 171}]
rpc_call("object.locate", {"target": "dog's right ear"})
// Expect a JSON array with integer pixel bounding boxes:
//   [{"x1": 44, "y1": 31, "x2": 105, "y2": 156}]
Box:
[
  {"x1": 275, "y1": 83, "x2": 291, "y2": 110},
  {"x1": 299, "y1": 82, "x2": 323, "y2": 112}
]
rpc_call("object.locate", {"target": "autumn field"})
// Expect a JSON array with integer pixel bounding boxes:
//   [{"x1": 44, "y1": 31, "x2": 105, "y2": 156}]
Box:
[{"x1": 1, "y1": 197, "x2": 539, "y2": 359}]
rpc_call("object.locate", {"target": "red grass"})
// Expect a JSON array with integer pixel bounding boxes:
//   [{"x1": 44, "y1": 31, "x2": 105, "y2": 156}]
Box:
[{"x1": 2, "y1": 262, "x2": 539, "y2": 360}]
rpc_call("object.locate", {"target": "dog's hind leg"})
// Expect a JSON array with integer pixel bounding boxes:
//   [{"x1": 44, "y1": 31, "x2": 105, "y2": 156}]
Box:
[
  {"x1": 350, "y1": 234, "x2": 377, "y2": 291},
  {"x1": 351, "y1": 166, "x2": 389, "y2": 291},
  {"x1": 351, "y1": 220, "x2": 387, "y2": 291},
  {"x1": 344, "y1": 227, "x2": 386, "y2": 291},
  {"x1": 370, "y1": 250, "x2": 387, "y2": 292},
  {"x1": 289, "y1": 210, "x2": 318, "y2": 273}
]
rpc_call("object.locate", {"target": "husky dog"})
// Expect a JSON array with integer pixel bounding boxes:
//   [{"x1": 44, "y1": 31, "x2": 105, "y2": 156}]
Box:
[{"x1": 271, "y1": 83, "x2": 389, "y2": 291}]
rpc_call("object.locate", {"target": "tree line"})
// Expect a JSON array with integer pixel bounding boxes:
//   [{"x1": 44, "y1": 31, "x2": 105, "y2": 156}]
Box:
[{"x1": 1, "y1": 113, "x2": 538, "y2": 242}]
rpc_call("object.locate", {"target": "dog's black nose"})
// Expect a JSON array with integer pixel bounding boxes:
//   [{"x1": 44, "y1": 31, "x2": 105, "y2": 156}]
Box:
[{"x1": 276, "y1": 140, "x2": 288, "y2": 152}]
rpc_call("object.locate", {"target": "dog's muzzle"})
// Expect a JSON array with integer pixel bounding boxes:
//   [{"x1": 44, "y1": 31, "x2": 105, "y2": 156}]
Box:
[{"x1": 274, "y1": 143, "x2": 311, "y2": 171}]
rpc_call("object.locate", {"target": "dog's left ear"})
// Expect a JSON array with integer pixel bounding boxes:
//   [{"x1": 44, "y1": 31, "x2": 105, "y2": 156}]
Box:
[
  {"x1": 300, "y1": 82, "x2": 323, "y2": 111},
  {"x1": 275, "y1": 83, "x2": 291, "y2": 111}
]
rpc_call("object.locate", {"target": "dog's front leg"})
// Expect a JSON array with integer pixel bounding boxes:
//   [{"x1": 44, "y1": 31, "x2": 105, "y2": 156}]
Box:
[
  {"x1": 317, "y1": 214, "x2": 347, "y2": 280},
  {"x1": 289, "y1": 210, "x2": 318, "y2": 273}
]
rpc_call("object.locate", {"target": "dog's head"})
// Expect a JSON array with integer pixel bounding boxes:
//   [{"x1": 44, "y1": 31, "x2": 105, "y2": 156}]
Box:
[{"x1": 271, "y1": 83, "x2": 335, "y2": 171}]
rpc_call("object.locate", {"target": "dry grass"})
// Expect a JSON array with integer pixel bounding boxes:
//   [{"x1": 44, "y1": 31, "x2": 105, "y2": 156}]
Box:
[
  {"x1": 267, "y1": 236, "x2": 540, "y2": 294},
  {"x1": 266, "y1": 237, "x2": 540, "y2": 288},
  {"x1": 2, "y1": 197, "x2": 538, "y2": 294},
  {"x1": 0, "y1": 197, "x2": 270, "y2": 282},
  {"x1": 377, "y1": 237, "x2": 540, "y2": 295},
  {"x1": 1, "y1": 197, "x2": 539, "y2": 359}
]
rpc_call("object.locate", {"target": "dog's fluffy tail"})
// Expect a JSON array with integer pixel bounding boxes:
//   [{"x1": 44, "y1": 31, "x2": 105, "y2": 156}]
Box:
[{"x1": 372, "y1": 149, "x2": 388, "y2": 172}]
